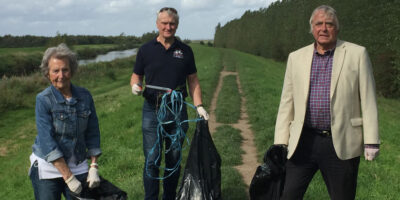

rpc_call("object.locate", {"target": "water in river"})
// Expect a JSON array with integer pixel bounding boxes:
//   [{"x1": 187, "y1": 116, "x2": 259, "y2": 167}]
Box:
[{"x1": 78, "y1": 48, "x2": 137, "y2": 65}]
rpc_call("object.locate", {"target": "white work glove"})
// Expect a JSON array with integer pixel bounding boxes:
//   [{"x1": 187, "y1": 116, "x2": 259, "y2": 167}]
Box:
[
  {"x1": 65, "y1": 175, "x2": 82, "y2": 194},
  {"x1": 131, "y1": 83, "x2": 142, "y2": 95},
  {"x1": 364, "y1": 147, "x2": 379, "y2": 161},
  {"x1": 87, "y1": 166, "x2": 100, "y2": 188},
  {"x1": 196, "y1": 105, "x2": 209, "y2": 120}
]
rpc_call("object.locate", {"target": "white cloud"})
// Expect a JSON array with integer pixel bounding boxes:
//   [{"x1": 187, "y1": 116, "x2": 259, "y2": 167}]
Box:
[
  {"x1": 2, "y1": 16, "x2": 24, "y2": 24},
  {"x1": 146, "y1": 0, "x2": 167, "y2": 5},
  {"x1": 1, "y1": 3, "x2": 29, "y2": 14},
  {"x1": 57, "y1": 0, "x2": 74, "y2": 7},
  {"x1": 233, "y1": 0, "x2": 267, "y2": 6},
  {"x1": 95, "y1": 0, "x2": 135, "y2": 14},
  {"x1": 0, "y1": 0, "x2": 273, "y2": 39},
  {"x1": 181, "y1": 0, "x2": 214, "y2": 9}
]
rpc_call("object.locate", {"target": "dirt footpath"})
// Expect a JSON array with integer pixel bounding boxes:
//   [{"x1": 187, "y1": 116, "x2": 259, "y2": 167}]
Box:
[{"x1": 208, "y1": 67, "x2": 260, "y2": 188}]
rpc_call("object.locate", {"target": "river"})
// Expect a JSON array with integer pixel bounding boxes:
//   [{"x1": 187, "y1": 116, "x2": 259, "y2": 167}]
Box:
[{"x1": 78, "y1": 48, "x2": 137, "y2": 65}]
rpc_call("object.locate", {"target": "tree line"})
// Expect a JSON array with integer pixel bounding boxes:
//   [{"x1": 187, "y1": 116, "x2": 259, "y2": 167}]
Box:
[
  {"x1": 214, "y1": 0, "x2": 400, "y2": 98},
  {"x1": 0, "y1": 33, "x2": 140, "y2": 48}
]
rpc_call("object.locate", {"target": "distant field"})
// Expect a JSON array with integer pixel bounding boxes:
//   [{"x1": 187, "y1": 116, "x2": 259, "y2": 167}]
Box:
[
  {"x1": 0, "y1": 47, "x2": 46, "y2": 54},
  {"x1": 72, "y1": 44, "x2": 117, "y2": 50}
]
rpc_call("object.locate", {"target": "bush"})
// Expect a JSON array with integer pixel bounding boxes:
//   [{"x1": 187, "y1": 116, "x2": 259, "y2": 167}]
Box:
[
  {"x1": 0, "y1": 52, "x2": 42, "y2": 77},
  {"x1": 0, "y1": 73, "x2": 48, "y2": 112}
]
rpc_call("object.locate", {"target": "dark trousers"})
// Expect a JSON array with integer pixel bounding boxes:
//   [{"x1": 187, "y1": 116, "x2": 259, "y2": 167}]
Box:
[
  {"x1": 142, "y1": 100, "x2": 188, "y2": 200},
  {"x1": 30, "y1": 161, "x2": 88, "y2": 200},
  {"x1": 281, "y1": 130, "x2": 360, "y2": 200}
]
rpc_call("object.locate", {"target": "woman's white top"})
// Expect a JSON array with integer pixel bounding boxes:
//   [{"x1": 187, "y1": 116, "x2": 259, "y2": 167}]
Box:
[{"x1": 29, "y1": 153, "x2": 88, "y2": 179}]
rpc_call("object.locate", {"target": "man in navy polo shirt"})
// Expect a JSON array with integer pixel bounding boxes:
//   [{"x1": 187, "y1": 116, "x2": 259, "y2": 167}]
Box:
[{"x1": 130, "y1": 7, "x2": 209, "y2": 200}]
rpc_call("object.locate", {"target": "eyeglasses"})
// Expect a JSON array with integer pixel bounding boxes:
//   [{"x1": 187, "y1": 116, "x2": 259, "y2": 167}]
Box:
[{"x1": 159, "y1": 7, "x2": 177, "y2": 14}]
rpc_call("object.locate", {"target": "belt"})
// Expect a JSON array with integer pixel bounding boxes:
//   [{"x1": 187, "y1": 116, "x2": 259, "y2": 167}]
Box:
[{"x1": 304, "y1": 126, "x2": 332, "y2": 137}]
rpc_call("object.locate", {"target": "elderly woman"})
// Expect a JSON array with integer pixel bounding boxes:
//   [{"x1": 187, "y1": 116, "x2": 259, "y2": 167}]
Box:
[{"x1": 29, "y1": 43, "x2": 101, "y2": 200}]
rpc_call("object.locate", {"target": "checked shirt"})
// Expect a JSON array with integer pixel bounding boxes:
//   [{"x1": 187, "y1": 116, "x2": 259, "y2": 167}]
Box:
[{"x1": 305, "y1": 48, "x2": 335, "y2": 130}]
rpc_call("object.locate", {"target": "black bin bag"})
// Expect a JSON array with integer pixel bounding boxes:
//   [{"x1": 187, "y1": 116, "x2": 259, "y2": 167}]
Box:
[
  {"x1": 249, "y1": 145, "x2": 287, "y2": 200},
  {"x1": 70, "y1": 176, "x2": 127, "y2": 200},
  {"x1": 176, "y1": 120, "x2": 222, "y2": 200}
]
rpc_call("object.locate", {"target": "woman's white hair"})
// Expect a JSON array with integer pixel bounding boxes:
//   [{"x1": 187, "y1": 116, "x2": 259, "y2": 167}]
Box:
[{"x1": 40, "y1": 43, "x2": 78, "y2": 78}]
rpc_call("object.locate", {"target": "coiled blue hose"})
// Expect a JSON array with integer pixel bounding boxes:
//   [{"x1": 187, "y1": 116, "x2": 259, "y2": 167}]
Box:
[{"x1": 145, "y1": 89, "x2": 202, "y2": 180}]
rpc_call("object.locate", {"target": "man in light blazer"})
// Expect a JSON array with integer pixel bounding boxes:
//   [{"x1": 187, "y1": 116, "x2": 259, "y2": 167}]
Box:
[{"x1": 274, "y1": 5, "x2": 380, "y2": 200}]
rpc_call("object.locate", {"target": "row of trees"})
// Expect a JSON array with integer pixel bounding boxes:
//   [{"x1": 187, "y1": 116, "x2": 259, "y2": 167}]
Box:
[
  {"x1": 214, "y1": 0, "x2": 400, "y2": 98},
  {"x1": 0, "y1": 32, "x2": 145, "y2": 48}
]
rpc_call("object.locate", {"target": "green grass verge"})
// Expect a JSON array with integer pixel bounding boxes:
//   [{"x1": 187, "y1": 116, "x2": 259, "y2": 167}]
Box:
[
  {"x1": 215, "y1": 75, "x2": 241, "y2": 124},
  {"x1": 226, "y1": 49, "x2": 285, "y2": 160},
  {"x1": 213, "y1": 125, "x2": 248, "y2": 199},
  {"x1": 220, "y1": 48, "x2": 241, "y2": 72},
  {"x1": 189, "y1": 44, "x2": 223, "y2": 108}
]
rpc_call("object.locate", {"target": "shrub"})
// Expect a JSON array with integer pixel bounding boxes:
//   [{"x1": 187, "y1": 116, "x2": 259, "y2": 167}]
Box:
[
  {"x1": 0, "y1": 73, "x2": 48, "y2": 112},
  {"x1": 0, "y1": 52, "x2": 42, "y2": 77}
]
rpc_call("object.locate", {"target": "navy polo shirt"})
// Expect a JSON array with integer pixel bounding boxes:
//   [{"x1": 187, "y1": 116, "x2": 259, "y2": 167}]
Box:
[{"x1": 134, "y1": 37, "x2": 197, "y2": 102}]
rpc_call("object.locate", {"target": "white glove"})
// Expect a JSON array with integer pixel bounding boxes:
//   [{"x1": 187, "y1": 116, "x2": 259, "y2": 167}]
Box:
[
  {"x1": 65, "y1": 175, "x2": 82, "y2": 194},
  {"x1": 87, "y1": 167, "x2": 101, "y2": 188},
  {"x1": 131, "y1": 83, "x2": 142, "y2": 95},
  {"x1": 364, "y1": 147, "x2": 379, "y2": 161},
  {"x1": 196, "y1": 106, "x2": 209, "y2": 120}
]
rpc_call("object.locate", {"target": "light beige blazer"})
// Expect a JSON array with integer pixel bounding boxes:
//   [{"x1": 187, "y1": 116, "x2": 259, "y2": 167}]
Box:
[{"x1": 274, "y1": 40, "x2": 380, "y2": 160}]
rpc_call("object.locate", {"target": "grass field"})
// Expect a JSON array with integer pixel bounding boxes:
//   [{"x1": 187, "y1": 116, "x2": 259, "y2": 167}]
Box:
[
  {"x1": 215, "y1": 75, "x2": 241, "y2": 124},
  {"x1": 0, "y1": 44, "x2": 399, "y2": 199},
  {"x1": 0, "y1": 47, "x2": 46, "y2": 54},
  {"x1": 213, "y1": 125, "x2": 247, "y2": 200}
]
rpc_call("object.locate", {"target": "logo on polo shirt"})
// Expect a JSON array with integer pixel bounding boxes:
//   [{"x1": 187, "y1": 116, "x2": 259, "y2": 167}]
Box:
[{"x1": 173, "y1": 49, "x2": 184, "y2": 59}]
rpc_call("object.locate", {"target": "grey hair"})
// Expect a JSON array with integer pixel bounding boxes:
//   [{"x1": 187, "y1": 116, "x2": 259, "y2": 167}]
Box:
[
  {"x1": 309, "y1": 5, "x2": 339, "y2": 33},
  {"x1": 157, "y1": 8, "x2": 179, "y2": 24},
  {"x1": 40, "y1": 43, "x2": 78, "y2": 78}
]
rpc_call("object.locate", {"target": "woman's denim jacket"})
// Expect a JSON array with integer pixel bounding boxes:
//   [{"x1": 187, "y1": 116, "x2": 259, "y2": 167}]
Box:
[{"x1": 32, "y1": 84, "x2": 101, "y2": 164}]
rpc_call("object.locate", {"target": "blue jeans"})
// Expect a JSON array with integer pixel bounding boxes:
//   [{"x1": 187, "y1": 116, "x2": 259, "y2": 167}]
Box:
[
  {"x1": 142, "y1": 100, "x2": 188, "y2": 200},
  {"x1": 30, "y1": 161, "x2": 88, "y2": 200}
]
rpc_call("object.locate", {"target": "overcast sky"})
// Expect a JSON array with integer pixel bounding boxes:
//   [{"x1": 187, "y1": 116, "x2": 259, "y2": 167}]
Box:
[{"x1": 0, "y1": 0, "x2": 276, "y2": 40}]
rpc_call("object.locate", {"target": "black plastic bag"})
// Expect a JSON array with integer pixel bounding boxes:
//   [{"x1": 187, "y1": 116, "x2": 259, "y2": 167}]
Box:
[
  {"x1": 249, "y1": 145, "x2": 287, "y2": 200},
  {"x1": 176, "y1": 120, "x2": 222, "y2": 200},
  {"x1": 69, "y1": 176, "x2": 127, "y2": 200}
]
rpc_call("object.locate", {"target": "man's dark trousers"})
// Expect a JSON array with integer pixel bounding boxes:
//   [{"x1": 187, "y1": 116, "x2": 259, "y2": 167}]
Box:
[{"x1": 280, "y1": 129, "x2": 360, "y2": 200}]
